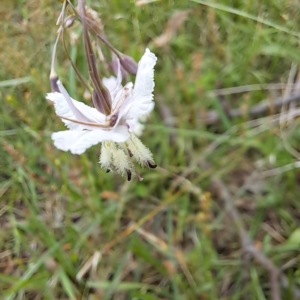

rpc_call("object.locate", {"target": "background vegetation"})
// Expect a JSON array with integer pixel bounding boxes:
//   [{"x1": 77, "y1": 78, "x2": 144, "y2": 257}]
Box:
[{"x1": 1, "y1": 0, "x2": 300, "y2": 299}]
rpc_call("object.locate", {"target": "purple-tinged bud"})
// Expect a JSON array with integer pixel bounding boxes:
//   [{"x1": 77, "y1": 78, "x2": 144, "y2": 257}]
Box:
[
  {"x1": 92, "y1": 90, "x2": 106, "y2": 114},
  {"x1": 100, "y1": 84, "x2": 112, "y2": 111},
  {"x1": 50, "y1": 75, "x2": 59, "y2": 93},
  {"x1": 50, "y1": 77, "x2": 59, "y2": 93},
  {"x1": 120, "y1": 55, "x2": 138, "y2": 76},
  {"x1": 92, "y1": 84, "x2": 112, "y2": 115}
]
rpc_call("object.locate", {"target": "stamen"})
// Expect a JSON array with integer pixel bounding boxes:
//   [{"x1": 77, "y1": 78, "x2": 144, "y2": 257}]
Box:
[
  {"x1": 134, "y1": 169, "x2": 144, "y2": 182},
  {"x1": 99, "y1": 142, "x2": 113, "y2": 171},
  {"x1": 112, "y1": 148, "x2": 133, "y2": 176},
  {"x1": 126, "y1": 134, "x2": 155, "y2": 167}
]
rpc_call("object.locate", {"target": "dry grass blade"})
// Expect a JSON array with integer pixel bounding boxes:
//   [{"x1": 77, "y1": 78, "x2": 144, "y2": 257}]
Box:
[
  {"x1": 278, "y1": 64, "x2": 300, "y2": 160},
  {"x1": 102, "y1": 192, "x2": 181, "y2": 252},
  {"x1": 153, "y1": 10, "x2": 189, "y2": 47},
  {"x1": 212, "y1": 177, "x2": 300, "y2": 300},
  {"x1": 198, "y1": 93, "x2": 300, "y2": 125},
  {"x1": 135, "y1": 226, "x2": 197, "y2": 289}
]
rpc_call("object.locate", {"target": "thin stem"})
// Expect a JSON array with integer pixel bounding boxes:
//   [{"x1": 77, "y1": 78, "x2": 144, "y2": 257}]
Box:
[
  {"x1": 60, "y1": 0, "x2": 92, "y2": 93},
  {"x1": 95, "y1": 34, "x2": 122, "y2": 58},
  {"x1": 66, "y1": 0, "x2": 117, "y2": 57},
  {"x1": 50, "y1": 30, "x2": 61, "y2": 78},
  {"x1": 78, "y1": 0, "x2": 111, "y2": 115}
]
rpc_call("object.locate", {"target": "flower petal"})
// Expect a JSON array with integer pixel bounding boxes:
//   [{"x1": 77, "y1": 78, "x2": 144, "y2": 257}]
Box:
[
  {"x1": 58, "y1": 81, "x2": 106, "y2": 123},
  {"x1": 56, "y1": 80, "x2": 92, "y2": 122},
  {"x1": 123, "y1": 48, "x2": 157, "y2": 119},
  {"x1": 51, "y1": 126, "x2": 130, "y2": 155},
  {"x1": 46, "y1": 92, "x2": 106, "y2": 130}
]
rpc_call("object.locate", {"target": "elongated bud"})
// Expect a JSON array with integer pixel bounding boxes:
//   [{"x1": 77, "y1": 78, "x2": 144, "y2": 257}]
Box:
[
  {"x1": 92, "y1": 90, "x2": 106, "y2": 114},
  {"x1": 119, "y1": 55, "x2": 138, "y2": 75},
  {"x1": 92, "y1": 82, "x2": 112, "y2": 115},
  {"x1": 100, "y1": 83, "x2": 113, "y2": 110}
]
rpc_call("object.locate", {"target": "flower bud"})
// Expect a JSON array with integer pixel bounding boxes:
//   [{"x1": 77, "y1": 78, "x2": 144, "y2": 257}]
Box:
[
  {"x1": 120, "y1": 55, "x2": 138, "y2": 75},
  {"x1": 92, "y1": 90, "x2": 105, "y2": 115},
  {"x1": 50, "y1": 75, "x2": 59, "y2": 93},
  {"x1": 100, "y1": 84, "x2": 112, "y2": 110},
  {"x1": 65, "y1": 15, "x2": 75, "y2": 28}
]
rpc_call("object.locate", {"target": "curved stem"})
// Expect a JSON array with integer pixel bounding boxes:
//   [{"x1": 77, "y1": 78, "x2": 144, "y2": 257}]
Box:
[{"x1": 60, "y1": 0, "x2": 92, "y2": 93}]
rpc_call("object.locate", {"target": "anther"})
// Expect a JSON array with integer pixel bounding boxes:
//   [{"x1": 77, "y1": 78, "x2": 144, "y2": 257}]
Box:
[
  {"x1": 147, "y1": 161, "x2": 157, "y2": 169},
  {"x1": 126, "y1": 170, "x2": 132, "y2": 181}
]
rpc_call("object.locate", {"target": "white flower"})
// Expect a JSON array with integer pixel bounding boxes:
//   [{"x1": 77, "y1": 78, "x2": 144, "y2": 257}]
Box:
[{"x1": 46, "y1": 48, "x2": 157, "y2": 180}]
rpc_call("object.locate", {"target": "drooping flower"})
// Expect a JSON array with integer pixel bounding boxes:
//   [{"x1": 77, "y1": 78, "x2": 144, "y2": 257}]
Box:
[{"x1": 47, "y1": 48, "x2": 157, "y2": 180}]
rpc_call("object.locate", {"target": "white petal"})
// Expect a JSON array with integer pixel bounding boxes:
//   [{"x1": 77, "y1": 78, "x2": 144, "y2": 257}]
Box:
[
  {"x1": 46, "y1": 92, "x2": 106, "y2": 130},
  {"x1": 51, "y1": 126, "x2": 130, "y2": 155},
  {"x1": 52, "y1": 130, "x2": 87, "y2": 151},
  {"x1": 123, "y1": 48, "x2": 157, "y2": 119},
  {"x1": 57, "y1": 80, "x2": 95, "y2": 122},
  {"x1": 103, "y1": 75, "x2": 123, "y2": 105}
]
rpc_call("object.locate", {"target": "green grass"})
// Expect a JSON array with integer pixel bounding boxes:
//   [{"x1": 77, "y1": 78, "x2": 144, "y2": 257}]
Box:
[{"x1": 1, "y1": 0, "x2": 300, "y2": 299}]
